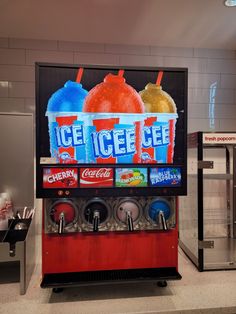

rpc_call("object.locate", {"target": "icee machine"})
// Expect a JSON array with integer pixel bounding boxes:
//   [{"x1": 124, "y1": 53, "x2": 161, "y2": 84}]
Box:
[{"x1": 36, "y1": 63, "x2": 188, "y2": 290}]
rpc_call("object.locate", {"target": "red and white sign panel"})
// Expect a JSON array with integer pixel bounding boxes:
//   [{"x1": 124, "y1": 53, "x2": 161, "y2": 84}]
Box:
[
  {"x1": 43, "y1": 168, "x2": 78, "y2": 188},
  {"x1": 203, "y1": 133, "x2": 236, "y2": 144},
  {"x1": 80, "y1": 168, "x2": 113, "y2": 188}
]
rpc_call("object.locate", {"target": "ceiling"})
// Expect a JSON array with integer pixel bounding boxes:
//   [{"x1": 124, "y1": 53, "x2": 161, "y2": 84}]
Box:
[{"x1": 0, "y1": 0, "x2": 236, "y2": 49}]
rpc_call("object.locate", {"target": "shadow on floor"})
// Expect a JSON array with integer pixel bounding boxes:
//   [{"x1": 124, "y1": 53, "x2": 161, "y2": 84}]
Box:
[
  {"x1": 48, "y1": 281, "x2": 173, "y2": 303},
  {"x1": 0, "y1": 261, "x2": 20, "y2": 284}
]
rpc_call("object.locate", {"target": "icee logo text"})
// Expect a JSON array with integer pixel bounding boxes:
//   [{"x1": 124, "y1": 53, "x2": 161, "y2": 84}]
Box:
[
  {"x1": 55, "y1": 125, "x2": 84, "y2": 147},
  {"x1": 142, "y1": 125, "x2": 169, "y2": 148},
  {"x1": 92, "y1": 128, "x2": 135, "y2": 158}
]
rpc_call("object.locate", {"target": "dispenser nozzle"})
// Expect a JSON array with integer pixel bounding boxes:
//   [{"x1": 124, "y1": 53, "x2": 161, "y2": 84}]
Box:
[
  {"x1": 58, "y1": 212, "x2": 65, "y2": 234},
  {"x1": 159, "y1": 210, "x2": 168, "y2": 231},
  {"x1": 126, "y1": 210, "x2": 134, "y2": 232},
  {"x1": 93, "y1": 210, "x2": 100, "y2": 232}
]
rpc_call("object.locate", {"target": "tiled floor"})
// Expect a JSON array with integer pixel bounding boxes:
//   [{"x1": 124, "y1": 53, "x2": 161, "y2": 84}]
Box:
[{"x1": 0, "y1": 248, "x2": 236, "y2": 314}]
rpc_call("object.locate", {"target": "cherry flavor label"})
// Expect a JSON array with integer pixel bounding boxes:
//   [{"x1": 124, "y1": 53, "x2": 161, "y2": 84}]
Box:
[
  {"x1": 43, "y1": 168, "x2": 78, "y2": 188},
  {"x1": 80, "y1": 168, "x2": 113, "y2": 187}
]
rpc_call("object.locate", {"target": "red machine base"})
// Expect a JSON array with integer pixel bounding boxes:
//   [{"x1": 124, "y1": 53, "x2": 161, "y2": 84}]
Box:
[
  {"x1": 41, "y1": 229, "x2": 180, "y2": 288},
  {"x1": 42, "y1": 230, "x2": 178, "y2": 273}
]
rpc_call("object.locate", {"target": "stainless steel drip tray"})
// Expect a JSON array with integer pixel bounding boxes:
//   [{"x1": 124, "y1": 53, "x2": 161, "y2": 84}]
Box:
[
  {"x1": 41, "y1": 267, "x2": 181, "y2": 288},
  {"x1": 204, "y1": 238, "x2": 236, "y2": 270}
]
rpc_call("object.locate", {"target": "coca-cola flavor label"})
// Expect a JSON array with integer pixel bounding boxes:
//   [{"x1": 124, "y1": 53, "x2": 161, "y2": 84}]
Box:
[
  {"x1": 43, "y1": 168, "x2": 78, "y2": 188},
  {"x1": 80, "y1": 168, "x2": 113, "y2": 187},
  {"x1": 115, "y1": 168, "x2": 147, "y2": 187},
  {"x1": 150, "y1": 167, "x2": 181, "y2": 187}
]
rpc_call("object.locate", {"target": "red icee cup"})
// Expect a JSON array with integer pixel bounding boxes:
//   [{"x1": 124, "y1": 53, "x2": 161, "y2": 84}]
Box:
[{"x1": 83, "y1": 73, "x2": 145, "y2": 163}]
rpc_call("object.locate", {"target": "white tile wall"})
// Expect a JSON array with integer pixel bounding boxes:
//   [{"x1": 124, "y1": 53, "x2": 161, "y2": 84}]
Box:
[
  {"x1": 24, "y1": 98, "x2": 35, "y2": 113},
  {"x1": 26, "y1": 50, "x2": 73, "y2": 65},
  {"x1": 119, "y1": 54, "x2": 163, "y2": 67},
  {"x1": 189, "y1": 73, "x2": 220, "y2": 89},
  {"x1": 74, "y1": 52, "x2": 119, "y2": 66},
  {"x1": 151, "y1": 46, "x2": 193, "y2": 57},
  {"x1": 0, "y1": 37, "x2": 235, "y2": 131},
  {"x1": 105, "y1": 44, "x2": 150, "y2": 55},
  {"x1": 9, "y1": 38, "x2": 58, "y2": 51},
  {"x1": 163, "y1": 56, "x2": 207, "y2": 73},
  {"x1": 8, "y1": 82, "x2": 35, "y2": 98},
  {"x1": 0, "y1": 81, "x2": 8, "y2": 97},
  {"x1": 0, "y1": 65, "x2": 34, "y2": 82},
  {"x1": 0, "y1": 48, "x2": 25, "y2": 65},
  {"x1": 220, "y1": 74, "x2": 236, "y2": 88},
  {"x1": 189, "y1": 88, "x2": 235, "y2": 104},
  {"x1": 207, "y1": 58, "x2": 236, "y2": 74},
  {"x1": 215, "y1": 104, "x2": 236, "y2": 118},
  {"x1": 194, "y1": 48, "x2": 236, "y2": 59},
  {"x1": 59, "y1": 41, "x2": 105, "y2": 53},
  {"x1": 188, "y1": 118, "x2": 220, "y2": 132},
  {"x1": 0, "y1": 38, "x2": 8, "y2": 48},
  {"x1": 0, "y1": 97, "x2": 25, "y2": 112},
  {"x1": 219, "y1": 119, "x2": 236, "y2": 131},
  {"x1": 215, "y1": 89, "x2": 235, "y2": 104},
  {"x1": 188, "y1": 104, "x2": 209, "y2": 119}
]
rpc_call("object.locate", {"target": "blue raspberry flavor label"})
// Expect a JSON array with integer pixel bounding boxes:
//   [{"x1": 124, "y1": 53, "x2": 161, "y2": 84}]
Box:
[{"x1": 150, "y1": 167, "x2": 181, "y2": 187}]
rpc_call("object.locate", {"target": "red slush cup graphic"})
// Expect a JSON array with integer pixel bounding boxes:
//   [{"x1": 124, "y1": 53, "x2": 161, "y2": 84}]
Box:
[
  {"x1": 83, "y1": 70, "x2": 144, "y2": 163},
  {"x1": 80, "y1": 168, "x2": 113, "y2": 187}
]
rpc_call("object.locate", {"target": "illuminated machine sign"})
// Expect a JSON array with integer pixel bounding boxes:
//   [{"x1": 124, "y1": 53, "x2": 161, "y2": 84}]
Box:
[{"x1": 36, "y1": 64, "x2": 188, "y2": 197}]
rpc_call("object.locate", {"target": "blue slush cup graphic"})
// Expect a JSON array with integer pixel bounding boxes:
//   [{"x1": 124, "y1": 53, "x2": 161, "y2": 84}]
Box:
[
  {"x1": 114, "y1": 123, "x2": 135, "y2": 163},
  {"x1": 148, "y1": 198, "x2": 171, "y2": 223},
  {"x1": 46, "y1": 80, "x2": 88, "y2": 163},
  {"x1": 86, "y1": 125, "x2": 97, "y2": 163},
  {"x1": 153, "y1": 120, "x2": 169, "y2": 163}
]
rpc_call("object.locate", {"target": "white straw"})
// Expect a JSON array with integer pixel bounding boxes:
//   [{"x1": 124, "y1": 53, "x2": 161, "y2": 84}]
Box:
[
  {"x1": 22, "y1": 206, "x2": 27, "y2": 219},
  {"x1": 30, "y1": 208, "x2": 35, "y2": 219},
  {"x1": 27, "y1": 208, "x2": 35, "y2": 219},
  {"x1": 27, "y1": 209, "x2": 33, "y2": 218},
  {"x1": 26, "y1": 208, "x2": 32, "y2": 218}
]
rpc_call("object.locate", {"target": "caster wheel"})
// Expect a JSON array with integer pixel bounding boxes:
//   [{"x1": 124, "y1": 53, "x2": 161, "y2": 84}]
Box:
[
  {"x1": 52, "y1": 287, "x2": 64, "y2": 293},
  {"x1": 157, "y1": 280, "x2": 167, "y2": 287}
]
